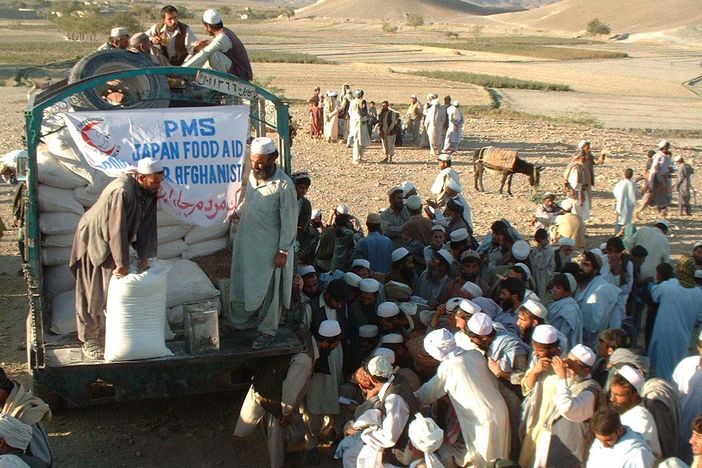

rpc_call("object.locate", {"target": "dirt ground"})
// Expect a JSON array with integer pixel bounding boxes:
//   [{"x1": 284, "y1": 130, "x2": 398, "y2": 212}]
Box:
[{"x1": 0, "y1": 20, "x2": 701, "y2": 467}]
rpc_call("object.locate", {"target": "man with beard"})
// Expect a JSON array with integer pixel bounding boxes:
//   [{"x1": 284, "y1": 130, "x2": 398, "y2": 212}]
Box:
[
  {"x1": 442, "y1": 199, "x2": 469, "y2": 240},
  {"x1": 442, "y1": 250, "x2": 490, "y2": 302},
  {"x1": 446, "y1": 228, "x2": 470, "y2": 277},
  {"x1": 355, "y1": 213, "x2": 393, "y2": 274},
  {"x1": 354, "y1": 278, "x2": 382, "y2": 323},
  {"x1": 386, "y1": 247, "x2": 417, "y2": 289},
  {"x1": 298, "y1": 265, "x2": 320, "y2": 304},
  {"x1": 547, "y1": 273, "x2": 583, "y2": 350},
  {"x1": 554, "y1": 237, "x2": 576, "y2": 273},
  {"x1": 146, "y1": 5, "x2": 197, "y2": 66},
  {"x1": 430, "y1": 153, "x2": 461, "y2": 207},
  {"x1": 609, "y1": 366, "x2": 662, "y2": 459},
  {"x1": 498, "y1": 276, "x2": 526, "y2": 317},
  {"x1": 229, "y1": 137, "x2": 298, "y2": 349},
  {"x1": 381, "y1": 187, "x2": 409, "y2": 249},
  {"x1": 416, "y1": 250, "x2": 453, "y2": 308},
  {"x1": 586, "y1": 408, "x2": 654, "y2": 468},
  {"x1": 574, "y1": 251, "x2": 620, "y2": 350},
  {"x1": 533, "y1": 192, "x2": 564, "y2": 232},
  {"x1": 600, "y1": 237, "x2": 634, "y2": 330},
  {"x1": 378, "y1": 101, "x2": 400, "y2": 163},
  {"x1": 351, "y1": 259, "x2": 371, "y2": 279},
  {"x1": 624, "y1": 220, "x2": 670, "y2": 282},
  {"x1": 376, "y1": 302, "x2": 413, "y2": 337}
]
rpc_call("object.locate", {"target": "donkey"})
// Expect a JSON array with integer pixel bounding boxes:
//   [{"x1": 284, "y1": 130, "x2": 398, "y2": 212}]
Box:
[{"x1": 473, "y1": 147, "x2": 544, "y2": 196}]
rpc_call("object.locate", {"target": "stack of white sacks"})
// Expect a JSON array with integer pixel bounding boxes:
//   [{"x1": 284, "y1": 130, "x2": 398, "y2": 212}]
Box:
[{"x1": 38, "y1": 130, "x2": 224, "y2": 337}]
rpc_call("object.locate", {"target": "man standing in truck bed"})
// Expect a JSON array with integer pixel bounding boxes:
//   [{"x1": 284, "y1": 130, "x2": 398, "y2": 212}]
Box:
[{"x1": 146, "y1": 5, "x2": 197, "y2": 66}]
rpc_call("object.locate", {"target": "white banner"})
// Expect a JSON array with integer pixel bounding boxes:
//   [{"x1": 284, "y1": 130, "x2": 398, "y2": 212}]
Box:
[{"x1": 62, "y1": 105, "x2": 250, "y2": 226}]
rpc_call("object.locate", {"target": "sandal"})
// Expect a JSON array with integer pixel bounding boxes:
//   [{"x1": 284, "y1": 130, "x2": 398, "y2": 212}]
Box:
[{"x1": 82, "y1": 340, "x2": 104, "y2": 361}]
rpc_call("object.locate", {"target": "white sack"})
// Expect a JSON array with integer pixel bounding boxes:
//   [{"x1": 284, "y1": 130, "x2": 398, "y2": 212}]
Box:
[
  {"x1": 73, "y1": 186, "x2": 100, "y2": 208},
  {"x1": 104, "y1": 259, "x2": 173, "y2": 361},
  {"x1": 42, "y1": 246, "x2": 71, "y2": 266},
  {"x1": 37, "y1": 148, "x2": 89, "y2": 189},
  {"x1": 157, "y1": 209, "x2": 191, "y2": 228},
  {"x1": 38, "y1": 184, "x2": 84, "y2": 215},
  {"x1": 39, "y1": 212, "x2": 81, "y2": 235},
  {"x1": 158, "y1": 239, "x2": 187, "y2": 259},
  {"x1": 50, "y1": 289, "x2": 77, "y2": 335},
  {"x1": 158, "y1": 225, "x2": 191, "y2": 243},
  {"x1": 181, "y1": 236, "x2": 228, "y2": 259},
  {"x1": 44, "y1": 264, "x2": 75, "y2": 301},
  {"x1": 44, "y1": 130, "x2": 93, "y2": 182},
  {"x1": 42, "y1": 233, "x2": 74, "y2": 248},
  {"x1": 184, "y1": 223, "x2": 229, "y2": 245},
  {"x1": 165, "y1": 259, "x2": 219, "y2": 308}
]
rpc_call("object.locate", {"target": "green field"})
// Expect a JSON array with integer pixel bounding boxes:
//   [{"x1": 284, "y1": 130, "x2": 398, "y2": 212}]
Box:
[
  {"x1": 406, "y1": 70, "x2": 571, "y2": 91},
  {"x1": 0, "y1": 41, "x2": 97, "y2": 65},
  {"x1": 248, "y1": 50, "x2": 331, "y2": 64}
]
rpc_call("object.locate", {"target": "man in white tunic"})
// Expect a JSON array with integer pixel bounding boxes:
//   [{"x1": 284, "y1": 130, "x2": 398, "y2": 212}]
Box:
[
  {"x1": 624, "y1": 220, "x2": 670, "y2": 282},
  {"x1": 672, "y1": 331, "x2": 702, "y2": 461},
  {"x1": 430, "y1": 154, "x2": 461, "y2": 208},
  {"x1": 425, "y1": 98, "x2": 447, "y2": 156},
  {"x1": 613, "y1": 168, "x2": 637, "y2": 235},
  {"x1": 547, "y1": 273, "x2": 583, "y2": 350},
  {"x1": 417, "y1": 328, "x2": 510, "y2": 467},
  {"x1": 229, "y1": 137, "x2": 298, "y2": 349},
  {"x1": 610, "y1": 366, "x2": 662, "y2": 459},
  {"x1": 587, "y1": 407, "x2": 655, "y2": 468},
  {"x1": 574, "y1": 252, "x2": 620, "y2": 350},
  {"x1": 442, "y1": 100, "x2": 464, "y2": 153},
  {"x1": 350, "y1": 90, "x2": 370, "y2": 165}
]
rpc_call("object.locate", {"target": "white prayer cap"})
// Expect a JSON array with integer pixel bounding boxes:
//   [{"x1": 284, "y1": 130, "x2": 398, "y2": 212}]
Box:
[
  {"x1": 543, "y1": 192, "x2": 556, "y2": 200},
  {"x1": 426, "y1": 93, "x2": 434, "y2": 100},
  {"x1": 616, "y1": 365, "x2": 644, "y2": 394},
  {"x1": 435, "y1": 249, "x2": 454, "y2": 265},
  {"x1": 373, "y1": 347, "x2": 396, "y2": 364},
  {"x1": 446, "y1": 179, "x2": 462, "y2": 192},
  {"x1": 532, "y1": 324, "x2": 559, "y2": 344},
  {"x1": 564, "y1": 272, "x2": 577, "y2": 293},
  {"x1": 560, "y1": 198, "x2": 575, "y2": 212},
  {"x1": 202, "y1": 8, "x2": 222, "y2": 25},
  {"x1": 512, "y1": 240, "x2": 530, "y2": 260},
  {"x1": 391, "y1": 247, "x2": 410, "y2": 263},
  {"x1": 110, "y1": 27, "x2": 129, "y2": 38},
  {"x1": 695, "y1": 270, "x2": 702, "y2": 280},
  {"x1": 399, "y1": 302, "x2": 417, "y2": 316},
  {"x1": 658, "y1": 139, "x2": 670, "y2": 149},
  {"x1": 450, "y1": 228, "x2": 468, "y2": 242},
  {"x1": 558, "y1": 237, "x2": 575, "y2": 247},
  {"x1": 353, "y1": 89, "x2": 363, "y2": 98},
  {"x1": 382, "y1": 333, "x2": 404, "y2": 344},
  {"x1": 522, "y1": 298, "x2": 548, "y2": 319},
  {"x1": 460, "y1": 281, "x2": 482, "y2": 298},
  {"x1": 402, "y1": 181, "x2": 417, "y2": 196},
  {"x1": 578, "y1": 139, "x2": 590, "y2": 150},
  {"x1": 0, "y1": 413, "x2": 33, "y2": 450},
  {"x1": 570, "y1": 344, "x2": 596, "y2": 367},
  {"x1": 451, "y1": 100, "x2": 459, "y2": 106},
  {"x1": 367, "y1": 356, "x2": 393, "y2": 378},
  {"x1": 387, "y1": 185, "x2": 403, "y2": 196},
  {"x1": 513, "y1": 262, "x2": 531, "y2": 281},
  {"x1": 674, "y1": 155, "x2": 683, "y2": 162},
  {"x1": 250, "y1": 137, "x2": 277, "y2": 155},
  {"x1": 298, "y1": 265, "x2": 316, "y2": 277},
  {"x1": 467, "y1": 312, "x2": 493, "y2": 336},
  {"x1": 359, "y1": 278, "x2": 380, "y2": 293},
  {"x1": 406, "y1": 195, "x2": 422, "y2": 211},
  {"x1": 445, "y1": 297, "x2": 463, "y2": 313},
  {"x1": 336, "y1": 204, "x2": 350, "y2": 214},
  {"x1": 410, "y1": 94, "x2": 418, "y2": 99},
  {"x1": 423, "y1": 328, "x2": 457, "y2": 362},
  {"x1": 318, "y1": 320, "x2": 341, "y2": 338},
  {"x1": 654, "y1": 219, "x2": 669, "y2": 230},
  {"x1": 458, "y1": 299, "x2": 481, "y2": 315},
  {"x1": 292, "y1": 170, "x2": 311, "y2": 183},
  {"x1": 431, "y1": 224, "x2": 446, "y2": 233},
  {"x1": 353, "y1": 259, "x2": 371, "y2": 270},
  {"x1": 328, "y1": 91, "x2": 338, "y2": 97},
  {"x1": 658, "y1": 458, "x2": 689, "y2": 468},
  {"x1": 359, "y1": 324, "x2": 378, "y2": 338},
  {"x1": 311, "y1": 209, "x2": 322, "y2": 220},
  {"x1": 136, "y1": 158, "x2": 163, "y2": 174},
  {"x1": 437, "y1": 153, "x2": 452, "y2": 162},
  {"x1": 344, "y1": 272, "x2": 362, "y2": 288},
  {"x1": 377, "y1": 301, "x2": 400, "y2": 318},
  {"x1": 408, "y1": 413, "x2": 444, "y2": 457}
]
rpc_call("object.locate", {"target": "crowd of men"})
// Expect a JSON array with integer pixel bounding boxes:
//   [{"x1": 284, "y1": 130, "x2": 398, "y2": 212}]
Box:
[
  {"x1": 222, "y1": 133, "x2": 702, "y2": 468},
  {"x1": 308, "y1": 87, "x2": 465, "y2": 165},
  {"x1": 97, "y1": 5, "x2": 253, "y2": 81}
]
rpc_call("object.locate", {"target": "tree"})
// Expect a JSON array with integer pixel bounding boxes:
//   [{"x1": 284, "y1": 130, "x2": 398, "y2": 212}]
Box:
[
  {"x1": 469, "y1": 24, "x2": 483, "y2": 42},
  {"x1": 278, "y1": 6, "x2": 295, "y2": 20},
  {"x1": 587, "y1": 18, "x2": 611, "y2": 36},
  {"x1": 406, "y1": 13, "x2": 423, "y2": 29}
]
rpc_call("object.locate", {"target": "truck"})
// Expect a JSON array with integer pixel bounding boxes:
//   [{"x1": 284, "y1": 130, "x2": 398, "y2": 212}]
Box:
[{"x1": 22, "y1": 52, "x2": 304, "y2": 407}]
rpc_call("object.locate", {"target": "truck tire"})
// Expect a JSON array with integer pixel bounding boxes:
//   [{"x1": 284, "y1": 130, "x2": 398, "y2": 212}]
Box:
[{"x1": 68, "y1": 49, "x2": 169, "y2": 110}]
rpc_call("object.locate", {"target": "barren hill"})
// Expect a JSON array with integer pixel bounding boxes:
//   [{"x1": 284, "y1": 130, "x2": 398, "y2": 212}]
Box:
[
  {"x1": 494, "y1": 0, "x2": 702, "y2": 33},
  {"x1": 297, "y1": 0, "x2": 513, "y2": 22}
]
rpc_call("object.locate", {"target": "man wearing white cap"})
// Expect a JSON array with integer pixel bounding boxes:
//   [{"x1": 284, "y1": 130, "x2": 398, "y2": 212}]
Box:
[
  {"x1": 356, "y1": 355, "x2": 420, "y2": 467},
  {"x1": 146, "y1": 5, "x2": 197, "y2": 66},
  {"x1": 416, "y1": 250, "x2": 453, "y2": 308},
  {"x1": 405, "y1": 413, "x2": 443, "y2": 468},
  {"x1": 442, "y1": 100, "x2": 464, "y2": 153},
  {"x1": 672, "y1": 331, "x2": 702, "y2": 461},
  {"x1": 381, "y1": 187, "x2": 409, "y2": 249},
  {"x1": 563, "y1": 147, "x2": 590, "y2": 222},
  {"x1": 97, "y1": 27, "x2": 130, "y2": 51},
  {"x1": 613, "y1": 168, "x2": 638, "y2": 235},
  {"x1": 624, "y1": 220, "x2": 670, "y2": 282},
  {"x1": 183, "y1": 9, "x2": 253, "y2": 80},
  {"x1": 520, "y1": 324, "x2": 563, "y2": 467},
  {"x1": 0, "y1": 413, "x2": 37, "y2": 467},
  {"x1": 424, "y1": 97, "x2": 446, "y2": 156},
  {"x1": 69, "y1": 158, "x2": 163, "y2": 360},
  {"x1": 355, "y1": 213, "x2": 393, "y2": 274},
  {"x1": 229, "y1": 137, "x2": 298, "y2": 349},
  {"x1": 235, "y1": 321, "x2": 329, "y2": 467},
  {"x1": 430, "y1": 153, "x2": 460, "y2": 208},
  {"x1": 610, "y1": 365, "x2": 662, "y2": 459},
  {"x1": 533, "y1": 192, "x2": 564, "y2": 232},
  {"x1": 323, "y1": 92, "x2": 340, "y2": 142},
  {"x1": 351, "y1": 259, "x2": 371, "y2": 278},
  {"x1": 417, "y1": 328, "x2": 510, "y2": 466},
  {"x1": 547, "y1": 273, "x2": 583, "y2": 349},
  {"x1": 422, "y1": 225, "x2": 446, "y2": 273},
  {"x1": 533, "y1": 343, "x2": 605, "y2": 466},
  {"x1": 405, "y1": 95, "x2": 423, "y2": 146},
  {"x1": 554, "y1": 237, "x2": 575, "y2": 272},
  {"x1": 586, "y1": 407, "x2": 655, "y2": 468},
  {"x1": 387, "y1": 247, "x2": 418, "y2": 288}
]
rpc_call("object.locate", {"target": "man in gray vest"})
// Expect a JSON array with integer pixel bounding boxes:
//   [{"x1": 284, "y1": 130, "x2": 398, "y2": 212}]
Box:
[{"x1": 183, "y1": 9, "x2": 253, "y2": 81}]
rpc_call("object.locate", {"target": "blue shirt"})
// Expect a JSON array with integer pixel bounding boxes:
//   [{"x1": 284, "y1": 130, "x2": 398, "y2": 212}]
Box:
[{"x1": 356, "y1": 231, "x2": 393, "y2": 273}]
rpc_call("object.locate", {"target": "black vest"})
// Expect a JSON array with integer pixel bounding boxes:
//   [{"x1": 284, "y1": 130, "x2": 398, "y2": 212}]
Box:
[
  {"x1": 155, "y1": 21, "x2": 189, "y2": 66},
  {"x1": 221, "y1": 28, "x2": 253, "y2": 81}
]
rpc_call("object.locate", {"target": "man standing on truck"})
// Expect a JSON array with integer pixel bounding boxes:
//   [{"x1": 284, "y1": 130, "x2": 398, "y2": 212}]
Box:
[
  {"x1": 146, "y1": 5, "x2": 198, "y2": 66},
  {"x1": 69, "y1": 159, "x2": 163, "y2": 361},
  {"x1": 229, "y1": 137, "x2": 298, "y2": 349},
  {"x1": 182, "y1": 9, "x2": 253, "y2": 82}
]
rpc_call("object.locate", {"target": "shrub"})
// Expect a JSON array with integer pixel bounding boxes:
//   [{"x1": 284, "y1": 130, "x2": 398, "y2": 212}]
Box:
[
  {"x1": 382, "y1": 22, "x2": 398, "y2": 33},
  {"x1": 406, "y1": 13, "x2": 423, "y2": 29},
  {"x1": 587, "y1": 18, "x2": 611, "y2": 36}
]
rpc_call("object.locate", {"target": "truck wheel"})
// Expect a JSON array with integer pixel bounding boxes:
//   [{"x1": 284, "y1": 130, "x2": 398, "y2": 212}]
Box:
[{"x1": 68, "y1": 49, "x2": 169, "y2": 110}]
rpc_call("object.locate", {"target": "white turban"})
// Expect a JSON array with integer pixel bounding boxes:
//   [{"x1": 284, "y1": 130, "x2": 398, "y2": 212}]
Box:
[
  {"x1": 368, "y1": 356, "x2": 393, "y2": 378},
  {"x1": 408, "y1": 413, "x2": 444, "y2": 468},
  {"x1": 0, "y1": 413, "x2": 33, "y2": 450},
  {"x1": 423, "y1": 328, "x2": 457, "y2": 362}
]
